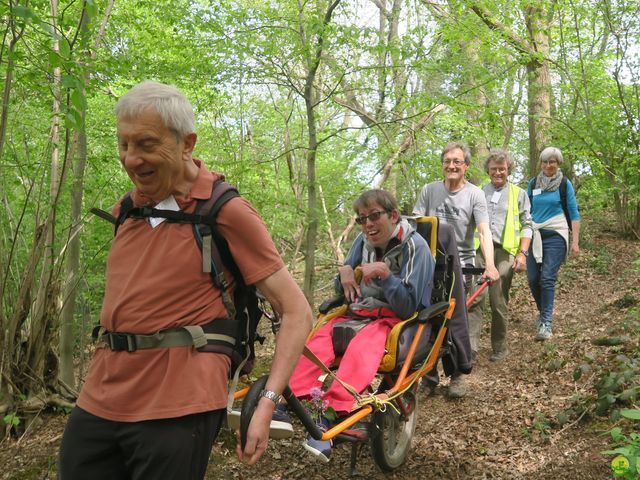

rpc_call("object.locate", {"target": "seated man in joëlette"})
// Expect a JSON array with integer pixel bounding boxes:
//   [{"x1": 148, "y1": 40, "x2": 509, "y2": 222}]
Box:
[{"x1": 287, "y1": 189, "x2": 434, "y2": 462}]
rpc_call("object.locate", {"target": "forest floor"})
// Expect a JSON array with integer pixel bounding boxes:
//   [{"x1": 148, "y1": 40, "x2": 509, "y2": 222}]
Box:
[{"x1": 1, "y1": 215, "x2": 638, "y2": 480}]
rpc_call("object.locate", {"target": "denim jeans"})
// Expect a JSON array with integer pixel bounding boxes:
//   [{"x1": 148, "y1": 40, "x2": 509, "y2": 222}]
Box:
[{"x1": 526, "y1": 230, "x2": 566, "y2": 326}]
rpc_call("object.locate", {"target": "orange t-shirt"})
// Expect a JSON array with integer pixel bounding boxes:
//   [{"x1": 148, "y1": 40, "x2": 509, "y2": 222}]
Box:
[{"x1": 77, "y1": 161, "x2": 285, "y2": 421}]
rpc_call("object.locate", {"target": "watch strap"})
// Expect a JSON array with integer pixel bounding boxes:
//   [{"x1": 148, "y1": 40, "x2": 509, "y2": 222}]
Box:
[{"x1": 259, "y1": 389, "x2": 283, "y2": 405}]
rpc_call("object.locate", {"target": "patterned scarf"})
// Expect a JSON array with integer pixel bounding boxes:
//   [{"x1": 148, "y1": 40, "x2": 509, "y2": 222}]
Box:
[{"x1": 536, "y1": 170, "x2": 564, "y2": 192}]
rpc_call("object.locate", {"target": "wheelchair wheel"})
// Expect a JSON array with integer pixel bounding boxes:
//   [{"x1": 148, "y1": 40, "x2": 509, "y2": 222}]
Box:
[{"x1": 370, "y1": 385, "x2": 418, "y2": 471}]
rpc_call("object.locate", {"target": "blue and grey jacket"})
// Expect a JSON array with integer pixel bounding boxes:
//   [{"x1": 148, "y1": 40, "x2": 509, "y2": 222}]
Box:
[{"x1": 335, "y1": 217, "x2": 434, "y2": 319}]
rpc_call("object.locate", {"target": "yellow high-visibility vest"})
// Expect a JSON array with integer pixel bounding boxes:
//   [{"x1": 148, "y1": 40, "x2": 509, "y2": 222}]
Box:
[{"x1": 475, "y1": 182, "x2": 522, "y2": 256}]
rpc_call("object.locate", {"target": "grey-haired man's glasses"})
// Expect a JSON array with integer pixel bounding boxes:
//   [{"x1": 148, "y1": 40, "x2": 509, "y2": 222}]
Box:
[{"x1": 442, "y1": 159, "x2": 465, "y2": 166}]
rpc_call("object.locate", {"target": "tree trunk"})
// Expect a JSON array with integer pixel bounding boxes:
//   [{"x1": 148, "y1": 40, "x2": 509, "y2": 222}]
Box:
[
  {"x1": 461, "y1": 36, "x2": 490, "y2": 181},
  {"x1": 59, "y1": 0, "x2": 113, "y2": 390},
  {"x1": 302, "y1": 90, "x2": 319, "y2": 304},
  {"x1": 524, "y1": 4, "x2": 552, "y2": 177},
  {"x1": 300, "y1": 0, "x2": 341, "y2": 305},
  {"x1": 0, "y1": 18, "x2": 25, "y2": 323},
  {"x1": 469, "y1": 2, "x2": 553, "y2": 177}
]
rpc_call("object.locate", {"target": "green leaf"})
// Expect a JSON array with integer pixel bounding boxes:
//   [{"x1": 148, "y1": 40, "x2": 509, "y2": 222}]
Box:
[
  {"x1": 609, "y1": 427, "x2": 624, "y2": 441},
  {"x1": 620, "y1": 409, "x2": 640, "y2": 420},
  {"x1": 11, "y1": 5, "x2": 36, "y2": 20},
  {"x1": 61, "y1": 75, "x2": 79, "y2": 89},
  {"x1": 48, "y1": 51, "x2": 61, "y2": 68},
  {"x1": 70, "y1": 89, "x2": 87, "y2": 112},
  {"x1": 86, "y1": 0, "x2": 99, "y2": 20},
  {"x1": 59, "y1": 39, "x2": 71, "y2": 59},
  {"x1": 65, "y1": 111, "x2": 80, "y2": 130},
  {"x1": 3, "y1": 413, "x2": 20, "y2": 427},
  {"x1": 619, "y1": 388, "x2": 637, "y2": 402}
]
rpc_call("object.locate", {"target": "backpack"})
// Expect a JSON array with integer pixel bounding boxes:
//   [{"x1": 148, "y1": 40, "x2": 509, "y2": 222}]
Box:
[
  {"x1": 528, "y1": 176, "x2": 572, "y2": 231},
  {"x1": 90, "y1": 180, "x2": 266, "y2": 378}
]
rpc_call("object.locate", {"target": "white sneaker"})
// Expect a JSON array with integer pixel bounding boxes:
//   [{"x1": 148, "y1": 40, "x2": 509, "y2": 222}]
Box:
[
  {"x1": 227, "y1": 407, "x2": 294, "y2": 439},
  {"x1": 535, "y1": 324, "x2": 552, "y2": 341}
]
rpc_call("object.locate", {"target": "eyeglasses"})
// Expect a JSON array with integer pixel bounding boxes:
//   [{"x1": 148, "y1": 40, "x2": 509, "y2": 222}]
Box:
[
  {"x1": 541, "y1": 159, "x2": 558, "y2": 165},
  {"x1": 442, "y1": 159, "x2": 466, "y2": 166},
  {"x1": 355, "y1": 210, "x2": 388, "y2": 225}
]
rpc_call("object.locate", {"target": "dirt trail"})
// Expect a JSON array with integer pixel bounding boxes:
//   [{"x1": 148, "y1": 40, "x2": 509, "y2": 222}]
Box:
[{"x1": 1, "y1": 219, "x2": 638, "y2": 480}]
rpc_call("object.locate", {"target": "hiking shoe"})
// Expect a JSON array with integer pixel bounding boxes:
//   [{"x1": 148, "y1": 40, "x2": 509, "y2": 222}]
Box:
[
  {"x1": 447, "y1": 374, "x2": 468, "y2": 399},
  {"x1": 227, "y1": 404, "x2": 294, "y2": 439},
  {"x1": 270, "y1": 405, "x2": 295, "y2": 438},
  {"x1": 304, "y1": 436, "x2": 332, "y2": 462},
  {"x1": 489, "y1": 350, "x2": 508, "y2": 362},
  {"x1": 303, "y1": 418, "x2": 332, "y2": 462},
  {"x1": 535, "y1": 324, "x2": 552, "y2": 341}
]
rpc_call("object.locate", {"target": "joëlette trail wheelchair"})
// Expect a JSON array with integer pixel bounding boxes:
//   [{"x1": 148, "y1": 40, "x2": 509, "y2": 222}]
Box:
[{"x1": 233, "y1": 216, "x2": 488, "y2": 473}]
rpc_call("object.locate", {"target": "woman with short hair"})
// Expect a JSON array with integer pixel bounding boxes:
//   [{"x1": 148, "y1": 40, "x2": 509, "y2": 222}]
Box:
[{"x1": 526, "y1": 147, "x2": 581, "y2": 341}]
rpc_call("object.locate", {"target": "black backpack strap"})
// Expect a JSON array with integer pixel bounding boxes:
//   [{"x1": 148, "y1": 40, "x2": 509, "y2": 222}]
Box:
[
  {"x1": 559, "y1": 176, "x2": 572, "y2": 231},
  {"x1": 113, "y1": 194, "x2": 135, "y2": 236},
  {"x1": 193, "y1": 181, "x2": 241, "y2": 317},
  {"x1": 527, "y1": 178, "x2": 535, "y2": 205},
  {"x1": 90, "y1": 192, "x2": 135, "y2": 236},
  {"x1": 126, "y1": 207, "x2": 207, "y2": 223}
]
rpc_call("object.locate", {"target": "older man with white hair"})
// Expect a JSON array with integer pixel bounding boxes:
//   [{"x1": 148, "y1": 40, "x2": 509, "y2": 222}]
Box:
[{"x1": 467, "y1": 149, "x2": 533, "y2": 362}]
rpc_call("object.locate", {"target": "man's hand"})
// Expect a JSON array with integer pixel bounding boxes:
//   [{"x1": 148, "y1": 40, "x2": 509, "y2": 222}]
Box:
[
  {"x1": 235, "y1": 399, "x2": 273, "y2": 465},
  {"x1": 360, "y1": 262, "x2": 391, "y2": 284},
  {"x1": 338, "y1": 265, "x2": 361, "y2": 303},
  {"x1": 482, "y1": 264, "x2": 500, "y2": 282},
  {"x1": 513, "y1": 253, "x2": 527, "y2": 273}
]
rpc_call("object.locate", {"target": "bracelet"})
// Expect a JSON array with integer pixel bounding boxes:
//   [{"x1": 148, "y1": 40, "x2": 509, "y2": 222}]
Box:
[{"x1": 259, "y1": 389, "x2": 283, "y2": 405}]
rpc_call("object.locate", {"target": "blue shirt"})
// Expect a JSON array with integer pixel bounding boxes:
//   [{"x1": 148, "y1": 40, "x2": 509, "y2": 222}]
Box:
[{"x1": 529, "y1": 179, "x2": 580, "y2": 224}]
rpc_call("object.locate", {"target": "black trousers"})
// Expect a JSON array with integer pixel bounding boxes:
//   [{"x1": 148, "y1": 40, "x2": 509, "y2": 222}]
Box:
[{"x1": 58, "y1": 406, "x2": 225, "y2": 480}]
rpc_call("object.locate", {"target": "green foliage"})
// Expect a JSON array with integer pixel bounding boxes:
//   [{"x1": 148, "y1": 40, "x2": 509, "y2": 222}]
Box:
[
  {"x1": 589, "y1": 250, "x2": 613, "y2": 275},
  {"x1": 567, "y1": 313, "x2": 640, "y2": 422},
  {"x1": 532, "y1": 411, "x2": 552, "y2": 442},
  {"x1": 3, "y1": 412, "x2": 21, "y2": 428},
  {"x1": 602, "y1": 410, "x2": 640, "y2": 479},
  {"x1": 539, "y1": 341, "x2": 567, "y2": 372}
]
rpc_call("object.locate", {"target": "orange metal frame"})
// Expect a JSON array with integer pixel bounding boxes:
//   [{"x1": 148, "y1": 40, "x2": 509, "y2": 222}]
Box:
[{"x1": 233, "y1": 298, "x2": 457, "y2": 442}]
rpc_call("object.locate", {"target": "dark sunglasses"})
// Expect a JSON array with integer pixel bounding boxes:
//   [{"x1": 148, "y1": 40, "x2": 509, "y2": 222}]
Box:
[{"x1": 355, "y1": 210, "x2": 388, "y2": 225}]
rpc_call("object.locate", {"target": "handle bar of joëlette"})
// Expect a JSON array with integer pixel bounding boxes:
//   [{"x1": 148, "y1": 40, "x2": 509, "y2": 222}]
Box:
[{"x1": 461, "y1": 266, "x2": 491, "y2": 307}]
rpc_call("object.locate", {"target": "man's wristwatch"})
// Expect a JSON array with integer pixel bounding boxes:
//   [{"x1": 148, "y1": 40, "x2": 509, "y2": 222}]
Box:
[
  {"x1": 259, "y1": 389, "x2": 283, "y2": 405},
  {"x1": 519, "y1": 249, "x2": 529, "y2": 257}
]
